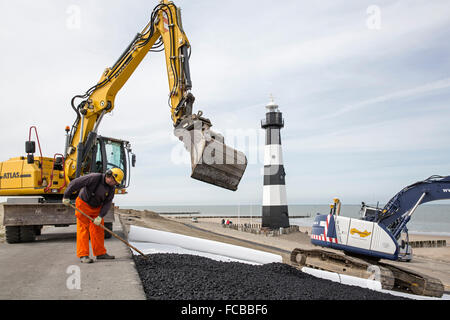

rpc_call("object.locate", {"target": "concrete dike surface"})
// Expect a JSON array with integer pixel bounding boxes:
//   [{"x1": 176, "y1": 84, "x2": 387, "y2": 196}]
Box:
[{"x1": 0, "y1": 222, "x2": 145, "y2": 300}]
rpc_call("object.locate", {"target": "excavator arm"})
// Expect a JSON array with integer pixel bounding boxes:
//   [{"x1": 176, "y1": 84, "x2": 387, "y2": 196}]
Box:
[
  {"x1": 66, "y1": 1, "x2": 247, "y2": 190},
  {"x1": 376, "y1": 175, "x2": 450, "y2": 236}
]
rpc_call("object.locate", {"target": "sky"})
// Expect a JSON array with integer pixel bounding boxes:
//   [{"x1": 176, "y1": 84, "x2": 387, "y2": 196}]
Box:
[{"x1": 0, "y1": 0, "x2": 450, "y2": 206}]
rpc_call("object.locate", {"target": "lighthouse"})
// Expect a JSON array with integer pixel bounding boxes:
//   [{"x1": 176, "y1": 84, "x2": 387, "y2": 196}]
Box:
[{"x1": 261, "y1": 98, "x2": 289, "y2": 229}]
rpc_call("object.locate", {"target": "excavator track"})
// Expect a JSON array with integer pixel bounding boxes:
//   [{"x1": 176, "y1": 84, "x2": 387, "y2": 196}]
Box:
[
  {"x1": 378, "y1": 262, "x2": 444, "y2": 297},
  {"x1": 290, "y1": 248, "x2": 444, "y2": 298}
]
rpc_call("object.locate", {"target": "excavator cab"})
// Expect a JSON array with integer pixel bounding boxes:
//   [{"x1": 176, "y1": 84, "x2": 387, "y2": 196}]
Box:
[{"x1": 88, "y1": 136, "x2": 135, "y2": 189}]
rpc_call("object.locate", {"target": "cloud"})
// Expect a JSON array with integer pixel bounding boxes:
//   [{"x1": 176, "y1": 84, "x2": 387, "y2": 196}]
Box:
[
  {"x1": 1, "y1": 0, "x2": 450, "y2": 205},
  {"x1": 286, "y1": 111, "x2": 450, "y2": 153},
  {"x1": 322, "y1": 77, "x2": 450, "y2": 120}
]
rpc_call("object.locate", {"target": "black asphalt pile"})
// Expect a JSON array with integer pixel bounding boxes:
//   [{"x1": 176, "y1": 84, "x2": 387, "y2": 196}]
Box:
[{"x1": 133, "y1": 253, "x2": 407, "y2": 300}]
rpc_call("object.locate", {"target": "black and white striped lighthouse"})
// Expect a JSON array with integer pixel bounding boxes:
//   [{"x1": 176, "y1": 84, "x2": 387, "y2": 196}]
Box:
[{"x1": 261, "y1": 98, "x2": 289, "y2": 229}]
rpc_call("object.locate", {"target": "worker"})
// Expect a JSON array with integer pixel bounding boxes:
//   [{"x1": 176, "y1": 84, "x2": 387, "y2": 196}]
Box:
[{"x1": 62, "y1": 168, "x2": 124, "y2": 263}]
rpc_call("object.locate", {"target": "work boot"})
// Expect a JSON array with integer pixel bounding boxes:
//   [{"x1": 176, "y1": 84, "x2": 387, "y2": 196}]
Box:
[
  {"x1": 80, "y1": 256, "x2": 94, "y2": 263},
  {"x1": 96, "y1": 253, "x2": 115, "y2": 260}
]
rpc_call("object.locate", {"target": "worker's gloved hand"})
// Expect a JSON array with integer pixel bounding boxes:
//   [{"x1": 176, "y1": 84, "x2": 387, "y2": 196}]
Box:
[
  {"x1": 93, "y1": 216, "x2": 102, "y2": 226},
  {"x1": 62, "y1": 198, "x2": 71, "y2": 206}
]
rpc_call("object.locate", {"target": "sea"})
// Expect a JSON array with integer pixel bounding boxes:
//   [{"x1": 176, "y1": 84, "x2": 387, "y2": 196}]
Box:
[{"x1": 121, "y1": 204, "x2": 450, "y2": 237}]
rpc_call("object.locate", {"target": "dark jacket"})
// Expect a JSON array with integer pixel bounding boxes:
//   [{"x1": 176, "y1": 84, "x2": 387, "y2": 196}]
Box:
[{"x1": 63, "y1": 173, "x2": 115, "y2": 218}]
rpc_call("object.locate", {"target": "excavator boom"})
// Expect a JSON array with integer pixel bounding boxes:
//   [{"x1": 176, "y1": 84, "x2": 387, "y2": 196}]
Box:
[
  {"x1": 0, "y1": 1, "x2": 247, "y2": 198},
  {"x1": 66, "y1": 0, "x2": 247, "y2": 191}
]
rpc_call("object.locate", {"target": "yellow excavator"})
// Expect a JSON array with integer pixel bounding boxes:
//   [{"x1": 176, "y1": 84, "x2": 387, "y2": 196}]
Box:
[{"x1": 0, "y1": 1, "x2": 247, "y2": 242}]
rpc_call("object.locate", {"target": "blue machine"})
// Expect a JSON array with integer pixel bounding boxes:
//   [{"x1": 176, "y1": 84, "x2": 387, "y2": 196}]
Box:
[{"x1": 311, "y1": 175, "x2": 450, "y2": 261}]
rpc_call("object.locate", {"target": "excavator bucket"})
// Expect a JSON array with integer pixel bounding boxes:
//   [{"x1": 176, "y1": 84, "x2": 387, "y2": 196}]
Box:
[
  {"x1": 176, "y1": 121, "x2": 247, "y2": 191},
  {"x1": 190, "y1": 134, "x2": 247, "y2": 191}
]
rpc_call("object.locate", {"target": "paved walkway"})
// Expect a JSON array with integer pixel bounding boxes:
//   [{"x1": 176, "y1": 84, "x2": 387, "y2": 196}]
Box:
[{"x1": 0, "y1": 220, "x2": 146, "y2": 299}]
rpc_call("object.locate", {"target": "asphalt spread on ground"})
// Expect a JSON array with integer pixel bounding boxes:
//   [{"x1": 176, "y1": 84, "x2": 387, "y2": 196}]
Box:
[{"x1": 133, "y1": 253, "x2": 407, "y2": 300}]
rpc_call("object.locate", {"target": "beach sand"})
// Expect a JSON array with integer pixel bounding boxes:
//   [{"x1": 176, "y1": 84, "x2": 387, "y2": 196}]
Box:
[{"x1": 117, "y1": 209, "x2": 450, "y2": 293}]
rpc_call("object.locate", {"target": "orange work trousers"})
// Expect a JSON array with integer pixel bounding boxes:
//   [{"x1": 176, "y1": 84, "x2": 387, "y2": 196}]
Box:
[{"x1": 75, "y1": 197, "x2": 107, "y2": 258}]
